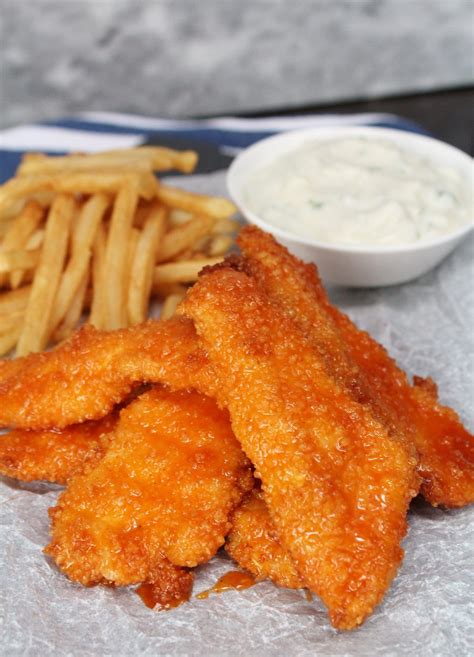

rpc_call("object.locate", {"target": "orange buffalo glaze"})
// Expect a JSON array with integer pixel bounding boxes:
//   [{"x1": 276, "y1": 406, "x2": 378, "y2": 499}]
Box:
[
  {"x1": 137, "y1": 582, "x2": 165, "y2": 609},
  {"x1": 136, "y1": 571, "x2": 193, "y2": 611},
  {"x1": 0, "y1": 414, "x2": 117, "y2": 484},
  {"x1": 197, "y1": 571, "x2": 255, "y2": 600},
  {"x1": 226, "y1": 488, "x2": 303, "y2": 589},
  {"x1": 237, "y1": 227, "x2": 418, "y2": 453},
  {"x1": 183, "y1": 265, "x2": 417, "y2": 630},
  {"x1": 323, "y1": 301, "x2": 474, "y2": 507},
  {"x1": 46, "y1": 388, "x2": 252, "y2": 587},
  {"x1": 238, "y1": 226, "x2": 473, "y2": 509},
  {"x1": 0, "y1": 318, "x2": 213, "y2": 430}
]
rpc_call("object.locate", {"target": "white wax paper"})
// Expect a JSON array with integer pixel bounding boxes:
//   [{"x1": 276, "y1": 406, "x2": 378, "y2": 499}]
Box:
[{"x1": 1, "y1": 171, "x2": 473, "y2": 657}]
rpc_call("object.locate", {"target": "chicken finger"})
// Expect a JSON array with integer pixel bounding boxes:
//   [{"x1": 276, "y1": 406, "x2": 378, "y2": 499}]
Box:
[
  {"x1": 181, "y1": 265, "x2": 418, "y2": 630},
  {"x1": 46, "y1": 388, "x2": 252, "y2": 586},
  {"x1": 0, "y1": 318, "x2": 212, "y2": 429},
  {"x1": 0, "y1": 414, "x2": 117, "y2": 484},
  {"x1": 226, "y1": 488, "x2": 303, "y2": 590},
  {"x1": 238, "y1": 227, "x2": 473, "y2": 508}
]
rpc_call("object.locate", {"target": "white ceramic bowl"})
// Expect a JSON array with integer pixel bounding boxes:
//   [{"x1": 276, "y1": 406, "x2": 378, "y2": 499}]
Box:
[{"x1": 227, "y1": 126, "x2": 473, "y2": 287}]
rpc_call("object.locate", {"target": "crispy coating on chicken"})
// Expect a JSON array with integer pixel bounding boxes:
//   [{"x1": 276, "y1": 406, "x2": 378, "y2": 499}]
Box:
[
  {"x1": 46, "y1": 388, "x2": 252, "y2": 587},
  {"x1": 409, "y1": 381, "x2": 474, "y2": 507},
  {"x1": 312, "y1": 265, "x2": 473, "y2": 509},
  {"x1": 135, "y1": 562, "x2": 194, "y2": 611},
  {"x1": 226, "y1": 488, "x2": 303, "y2": 590},
  {"x1": 181, "y1": 265, "x2": 418, "y2": 630},
  {"x1": 238, "y1": 227, "x2": 473, "y2": 508},
  {"x1": 1, "y1": 225, "x2": 470, "y2": 626},
  {"x1": 0, "y1": 318, "x2": 212, "y2": 430},
  {"x1": 0, "y1": 414, "x2": 117, "y2": 484},
  {"x1": 236, "y1": 227, "x2": 415, "y2": 445}
]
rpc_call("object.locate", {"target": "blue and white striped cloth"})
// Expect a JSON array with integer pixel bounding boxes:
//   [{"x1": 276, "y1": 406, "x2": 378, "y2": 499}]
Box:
[{"x1": 0, "y1": 111, "x2": 428, "y2": 184}]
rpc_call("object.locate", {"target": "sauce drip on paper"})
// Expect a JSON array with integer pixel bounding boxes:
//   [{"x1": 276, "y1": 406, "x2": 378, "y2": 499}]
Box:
[
  {"x1": 196, "y1": 571, "x2": 256, "y2": 600},
  {"x1": 136, "y1": 580, "x2": 191, "y2": 611}
]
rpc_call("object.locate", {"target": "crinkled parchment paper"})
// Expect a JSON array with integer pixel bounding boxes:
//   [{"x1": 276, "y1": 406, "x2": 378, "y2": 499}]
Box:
[{"x1": 1, "y1": 171, "x2": 473, "y2": 657}]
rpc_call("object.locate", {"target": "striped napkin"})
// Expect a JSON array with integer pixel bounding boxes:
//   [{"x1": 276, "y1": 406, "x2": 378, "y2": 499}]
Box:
[{"x1": 0, "y1": 111, "x2": 427, "y2": 184}]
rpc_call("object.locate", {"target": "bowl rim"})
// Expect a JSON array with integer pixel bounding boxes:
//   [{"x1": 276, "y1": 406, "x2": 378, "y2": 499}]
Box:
[{"x1": 227, "y1": 125, "x2": 474, "y2": 255}]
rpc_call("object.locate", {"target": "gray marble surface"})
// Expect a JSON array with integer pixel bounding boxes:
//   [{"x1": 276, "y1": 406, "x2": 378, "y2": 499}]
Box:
[{"x1": 1, "y1": 0, "x2": 473, "y2": 128}]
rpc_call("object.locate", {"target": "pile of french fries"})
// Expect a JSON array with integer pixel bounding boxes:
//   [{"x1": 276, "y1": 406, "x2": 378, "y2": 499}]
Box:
[{"x1": 0, "y1": 147, "x2": 239, "y2": 357}]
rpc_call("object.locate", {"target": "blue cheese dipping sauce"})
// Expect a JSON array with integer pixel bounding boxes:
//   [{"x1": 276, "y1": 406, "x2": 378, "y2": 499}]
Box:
[{"x1": 243, "y1": 137, "x2": 471, "y2": 246}]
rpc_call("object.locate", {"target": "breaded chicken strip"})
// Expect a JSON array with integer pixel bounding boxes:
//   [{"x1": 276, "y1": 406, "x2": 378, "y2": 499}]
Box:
[
  {"x1": 0, "y1": 414, "x2": 117, "y2": 484},
  {"x1": 46, "y1": 388, "x2": 252, "y2": 588},
  {"x1": 181, "y1": 265, "x2": 418, "y2": 630},
  {"x1": 238, "y1": 227, "x2": 473, "y2": 508},
  {"x1": 0, "y1": 318, "x2": 212, "y2": 430},
  {"x1": 237, "y1": 227, "x2": 414, "y2": 444},
  {"x1": 312, "y1": 274, "x2": 473, "y2": 508},
  {"x1": 226, "y1": 488, "x2": 303, "y2": 590}
]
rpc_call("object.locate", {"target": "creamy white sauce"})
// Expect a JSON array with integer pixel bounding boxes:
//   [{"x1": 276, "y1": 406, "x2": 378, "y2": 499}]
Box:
[{"x1": 244, "y1": 137, "x2": 472, "y2": 246}]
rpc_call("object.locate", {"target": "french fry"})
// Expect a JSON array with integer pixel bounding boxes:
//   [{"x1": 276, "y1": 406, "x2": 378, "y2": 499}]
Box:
[
  {"x1": 0, "y1": 285, "x2": 31, "y2": 314},
  {"x1": 89, "y1": 223, "x2": 107, "y2": 329},
  {"x1": 0, "y1": 200, "x2": 43, "y2": 287},
  {"x1": 211, "y1": 217, "x2": 241, "y2": 235},
  {"x1": 101, "y1": 147, "x2": 198, "y2": 173},
  {"x1": 190, "y1": 217, "x2": 240, "y2": 255},
  {"x1": 0, "y1": 194, "x2": 51, "y2": 225},
  {"x1": 157, "y1": 184, "x2": 236, "y2": 219},
  {"x1": 168, "y1": 209, "x2": 194, "y2": 226},
  {"x1": 102, "y1": 180, "x2": 139, "y2": 329},
  {"x1": 175, "y1": 249, "x2": 210, "y2": 261},
  {"x1": 0, "y1": 193, "x2": 53, "y2": 224},
  {"x1": 0, "y1": 220, "x2": 12, "y2": 239},
  {"x1": 0, "y1": 200, "x2": 25, "y2": 225},
  {"x1": 152, "y1": 257, "x2": 223, "y2": 290},
  {"x1": 156, "y1": 215, "x2": 214, "y2": 263},
  {"x1": 152, "y1": 281, "x2": 190, "y2": 299},
  {"x1": 0, "y1": 326, "x2": 21, "y2": 357},
  {"x1": 160, "y1": 286, "x2": 186, "y2": 320},
  {"x1": 128, "y1": 204, "x2": 167, "y2": 325},
  {"x1": 10, "y1": 217, "x2": 44, "y2": 290},
  {"x1": 126, "y1": 228, "x2": 141, "y2": 291},
  {"x1": 49, "y1": 194, "x2": 109, "y2": 332},
  {"x1": 31, "y1": 191, "x2": 56, "y2": 207},
  {"x1": 20, "y1": 153, "x2": 46, "y2": 162},
  {"x1": 8, "y1": 229, "x2": 45, "y2": 290},
  {"x1": 13, "y1": 268, "x2": 34, "y2": 286},
  {"x1": 52, "y1": 267, "x2": 90, "y2": 343},
  {"x1": 0, "y1": 145, "x2": 238, "y2": 354},
  {"x1": 18, "y1": 147, "x2": 197, "y2": 176},
  {"x1": 1, "y1": 200, "x2": 43, "y2": 250},
  {"x1": 0, "y1": 310, "x2": 24, "y2": 333},
  {"x1": 181, "y1": 241, "x2": 214, "y2": 257},
  {"x1": 16, "y1": 195, "x2": 75, "y2": 356},
  {"x1": 136, "y1": 146, "x2": 197, "y2": 173},
  {"x1": 0, "y1": 172, "x2": 157, "y2": 213},
  {"x1": 24, "y1": 228, "x2": 45, "y2": 250},
  {"x1": 133, "y1": 201, "x2": 153, "y2": 229},
  {"x1": 0, "y1": 248, "x2": 40, "y2": 273},
  {"x1": 18, "y1": 154, "x2": 153, "y2": 177},
  {"x1": 208, "y1": 234, "x2": 234, "y2": 256}
]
